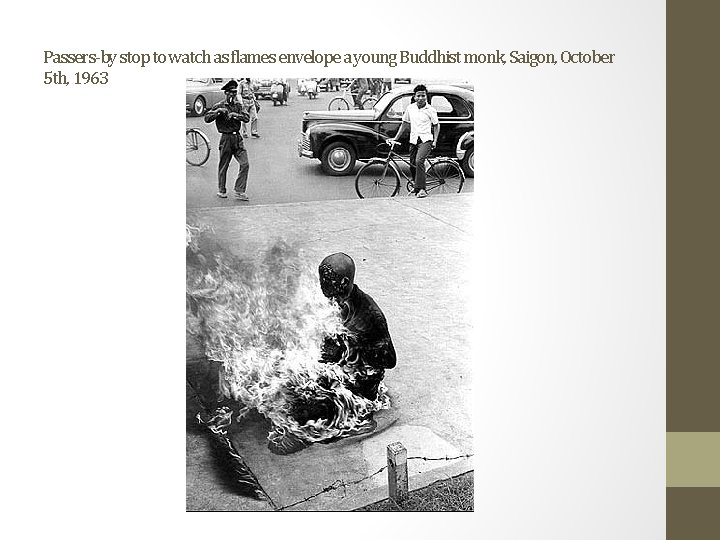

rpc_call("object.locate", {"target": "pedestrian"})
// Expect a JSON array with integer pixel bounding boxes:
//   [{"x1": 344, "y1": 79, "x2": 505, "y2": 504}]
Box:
[
  {"x1": 281, "y1": 79, "x2": 289, "y2": 105},
  {"x1": 389, "y1": 84, "x2": 439, "y2": 198},
  {"x1": 382, "y1": 77, "x2": 392, "y2": 92},
  {"x1": 204, "y1": 79, "x2": 251, "y2": 201},
  {"x1": 350, "y1": 77, "x2": 369, "y2": 109},
  {"x1": 371, "y1": 78, "x2": 383, "y2": 96},
  {"x1": 239, "y1": 77, "x2": 260, "y2": 138},
  {"x1": 305, "y1": 77, "x2": 318, "y2": 98}
]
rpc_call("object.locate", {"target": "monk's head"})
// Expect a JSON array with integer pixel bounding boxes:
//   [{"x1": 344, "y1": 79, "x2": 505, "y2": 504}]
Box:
[{"x1": 318, "y1": 252, "x2": 355, "y2": 302}]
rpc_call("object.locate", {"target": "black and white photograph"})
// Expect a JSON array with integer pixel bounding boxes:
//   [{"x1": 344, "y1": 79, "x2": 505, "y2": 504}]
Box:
[{"x1": 186, "y1": 77, "x2": 475, "y2": 511}]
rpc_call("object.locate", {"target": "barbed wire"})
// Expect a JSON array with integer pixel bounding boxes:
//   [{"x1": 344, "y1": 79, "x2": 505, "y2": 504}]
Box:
[{"x1": 276, "y1": 453, "x2": 473, "y2": 511}]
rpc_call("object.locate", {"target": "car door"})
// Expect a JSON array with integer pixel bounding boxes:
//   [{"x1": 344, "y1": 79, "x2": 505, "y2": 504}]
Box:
[
  {"x1": 429, "y1": 93, "x2": 474, "y2": 157},
  {"x1": 377, "y1": 93, "x2": 412, "y2": 154}
]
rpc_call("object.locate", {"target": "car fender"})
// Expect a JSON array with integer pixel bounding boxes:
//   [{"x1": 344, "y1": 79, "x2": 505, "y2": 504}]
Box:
[
  {"x1": 308, "y1": 123, "x2": 380, "y2": 159},
  {"x1": 456, "y1": 131, "x2": 474, "y2": 160}
]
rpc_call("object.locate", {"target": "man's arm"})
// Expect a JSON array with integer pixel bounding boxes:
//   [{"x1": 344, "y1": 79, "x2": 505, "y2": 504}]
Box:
[
  {"x1": 229, "y1": 108, "x2": 250, "y2": 123},
  {"x1": 361, "y1": 337, "x2": 396, "y2": 369},
  {"x1": 430, "y1": 107, "x2": 440, "y2": 148},
  {"x1": 392, "y1": 120, "x2": 410, "y2": 143},
  {"x1": 320, "y1": 334, "x2": 346, "y2": 364},
  {"x1": 204, "y1": 102, "x2": 227, "y2": 123}
]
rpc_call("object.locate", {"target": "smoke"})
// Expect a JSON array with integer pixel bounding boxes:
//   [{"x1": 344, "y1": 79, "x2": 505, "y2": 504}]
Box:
[{"x1": 186, "y1": 222, "x2": 389, "y2": 449}]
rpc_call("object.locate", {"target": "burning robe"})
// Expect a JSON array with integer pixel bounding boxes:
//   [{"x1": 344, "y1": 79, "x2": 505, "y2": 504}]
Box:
[
  {"x1": 186, "y1": 224, "x2": 391, "y2": 455},
  {"x1": 320, "y1": 284, "x2": 397, "y2": 402}
]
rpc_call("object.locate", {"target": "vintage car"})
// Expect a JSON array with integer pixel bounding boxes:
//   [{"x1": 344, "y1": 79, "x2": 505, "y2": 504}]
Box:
[
  {"x1": 252, "y1": 78, "x2": 274, "y2": 99},
  {"x1": 456, "y1": 131, "x2": 474, "y2": 177},
  {"x1": 298, "y1": 84, "x2": 475, "y2": 176},
  {"x1": 186, "y1": 78, "x2": 228, "y2": 116}
]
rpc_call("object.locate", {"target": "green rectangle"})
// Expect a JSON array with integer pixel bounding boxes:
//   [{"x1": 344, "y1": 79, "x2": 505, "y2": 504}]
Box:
[{"x1": 667, "y1": 432, "x2": 720, "y2": 487}]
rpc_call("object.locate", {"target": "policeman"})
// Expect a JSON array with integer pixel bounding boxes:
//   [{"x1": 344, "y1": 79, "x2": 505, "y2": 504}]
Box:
[{"x1": 204, "y1": 80, "x2": 251, "y2": 201}]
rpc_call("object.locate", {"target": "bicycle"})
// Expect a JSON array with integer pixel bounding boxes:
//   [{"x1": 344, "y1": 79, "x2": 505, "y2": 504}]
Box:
[
  {"x1": 355, "y1": 140, "x2": 465, "y2": 198},
  {"x1": 186, "y1": 127, "x2": 210, "y2": 166},
  {"x1": 328, "y1": 79, "x2": 379, "y2": 111}
]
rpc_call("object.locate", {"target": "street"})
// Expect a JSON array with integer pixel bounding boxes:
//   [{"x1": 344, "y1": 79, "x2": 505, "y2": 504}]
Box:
[
  {"x1": 186, "y1": 81, "x2": 474, "y2": 208},
  {"x1": 187, "y1": 194, "x2": 474, "y2": 510}
]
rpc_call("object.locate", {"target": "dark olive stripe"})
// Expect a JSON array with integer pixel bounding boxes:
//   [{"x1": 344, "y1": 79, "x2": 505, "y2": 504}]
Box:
[
  {"x1": 667, "y1": 1, "x2": 720, "y2": 432},
  {"x1": 667, "y1": 488, "x2": 720, "y2": 539}
]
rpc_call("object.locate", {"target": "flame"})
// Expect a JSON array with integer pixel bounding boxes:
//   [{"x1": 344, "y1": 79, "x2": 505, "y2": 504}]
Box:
[{"x1": 186, "y1": 222, "x2": 390, "y2": 449}]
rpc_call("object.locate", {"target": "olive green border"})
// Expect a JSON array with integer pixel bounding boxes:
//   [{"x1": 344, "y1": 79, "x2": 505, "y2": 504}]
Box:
[
  {"x1": 667, "y1": 0, "x2": 720, "y2": 537},
  {"x1": 667, "y1": 433, "x2": 720, "y2": 487}
]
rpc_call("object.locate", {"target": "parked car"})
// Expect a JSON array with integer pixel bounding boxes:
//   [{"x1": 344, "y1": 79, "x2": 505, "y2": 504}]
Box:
[
  {"x1": 298, "y1": 84, "x2": 474, "y2": 176},
  {"x1": 456, "y1": 131, "x2": 474, "y2": 178},
  {"x1": 186, "y1": 78, "x2": 228, "y2": 116},
  {"x1": 253, "y1": 78, "x2": 274, "y2": 99},
  {"x1": 393, "y1": 77, "x2": 412, "y2": 84}
]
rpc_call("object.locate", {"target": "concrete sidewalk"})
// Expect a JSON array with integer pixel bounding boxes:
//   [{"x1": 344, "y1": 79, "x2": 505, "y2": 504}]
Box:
[{"x1": 186, "y1": 194, "x2": 474, "y2": 511}]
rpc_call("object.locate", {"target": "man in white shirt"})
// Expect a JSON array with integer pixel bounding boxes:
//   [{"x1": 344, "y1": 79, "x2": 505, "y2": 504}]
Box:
[
  {"x1": 390, "y1": 84, "x2": 439, "y2": 198},
  {"x1": 239, "y1": 78, "x2": 260, "y2": 138}
]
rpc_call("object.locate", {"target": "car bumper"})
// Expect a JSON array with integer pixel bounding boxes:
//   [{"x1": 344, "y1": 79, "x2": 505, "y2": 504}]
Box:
[{"x1": 298, "y1": 133, "x2": 313, "y2": 158}]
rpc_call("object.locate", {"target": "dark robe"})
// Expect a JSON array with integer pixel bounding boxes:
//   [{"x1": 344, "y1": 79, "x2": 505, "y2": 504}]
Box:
[{"x1": 320, "y1": 284, "x2": 396, "y2": 401}]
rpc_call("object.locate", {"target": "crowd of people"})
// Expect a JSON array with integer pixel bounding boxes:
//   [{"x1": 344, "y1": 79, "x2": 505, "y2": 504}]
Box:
[{"x1": 203, "y1": 79, "x2": 439, "y2": 201}]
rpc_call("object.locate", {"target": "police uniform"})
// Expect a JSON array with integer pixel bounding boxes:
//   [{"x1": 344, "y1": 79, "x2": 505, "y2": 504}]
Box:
[{"x1": 204, "y1": 80, "x2": 251, "y2": 198}]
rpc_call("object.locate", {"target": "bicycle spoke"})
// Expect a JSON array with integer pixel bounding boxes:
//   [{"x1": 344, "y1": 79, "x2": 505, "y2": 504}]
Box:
[
  {"x1": 355, "y1": 161, "x2": 400, "y2": 198},
  {"x1": 186, "y1": 130, "x2": 210, "y2": 166},
  {"x1": 427, "y1": 160, "x2": 464, "y2": 194},
  {"x1": 186, "y1": 131, "x2": 199, "y2": 151}
]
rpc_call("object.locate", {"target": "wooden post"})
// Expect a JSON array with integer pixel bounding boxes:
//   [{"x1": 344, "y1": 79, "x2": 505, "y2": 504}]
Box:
[{"x1": 387, "y1": 442, "x2": 408, "y2": 503}]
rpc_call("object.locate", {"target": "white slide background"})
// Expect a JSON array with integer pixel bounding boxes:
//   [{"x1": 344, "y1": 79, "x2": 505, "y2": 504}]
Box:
[{"x1": 2, "y1": 1, "x2": 664, "y2": 538}]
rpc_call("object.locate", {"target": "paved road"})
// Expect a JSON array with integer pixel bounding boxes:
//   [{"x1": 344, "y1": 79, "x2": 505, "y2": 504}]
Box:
[
  {"x1": 186, "y1": 194, "x2": 474, "y2": 510},
  {"x1": 186, "y1": 85, "x2": 474, "y2": 208}
]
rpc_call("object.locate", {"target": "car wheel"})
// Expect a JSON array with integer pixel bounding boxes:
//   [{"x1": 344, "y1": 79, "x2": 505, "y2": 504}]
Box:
[
  {"x1": 193, "y1": 96, "x2": 206, "y2": 116},
  {"x1": 461, "y1": 147, "x2": 474, "y2": 178},
  {"x1": 321, "y1": 141, "x2": 356, "y2": 176}
]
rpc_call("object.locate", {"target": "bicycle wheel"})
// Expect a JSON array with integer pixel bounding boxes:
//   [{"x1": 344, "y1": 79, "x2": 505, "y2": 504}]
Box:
[
  {"x1": 355, "y1": 159, "x2": 401, "y2": 198},
  {"x1": 328, "y1": 97, "x2": 350, "y2": 111},
  {"x1": 426, "y1": 159, "x2": 465, "y2": 194},
  {"x1": 186, "y1": 129, "x2": 210, "y2": 166},
  {"x1": 361, "y1": 97, "x2": 378, "y2": 110}
]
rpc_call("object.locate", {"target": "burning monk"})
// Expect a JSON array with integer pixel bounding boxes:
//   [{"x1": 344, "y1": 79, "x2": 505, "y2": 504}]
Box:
[
  {"x1": 268, "y1": 252, "x2": 397, "y2": 454},
  {"x1": 317, "y1": 253, "x2": 397, "y2": 401}
]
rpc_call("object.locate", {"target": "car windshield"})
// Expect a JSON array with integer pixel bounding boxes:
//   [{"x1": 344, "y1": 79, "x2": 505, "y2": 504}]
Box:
[{"x1": 373, "y1": 92, "x2": 396, "y2": 114}]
